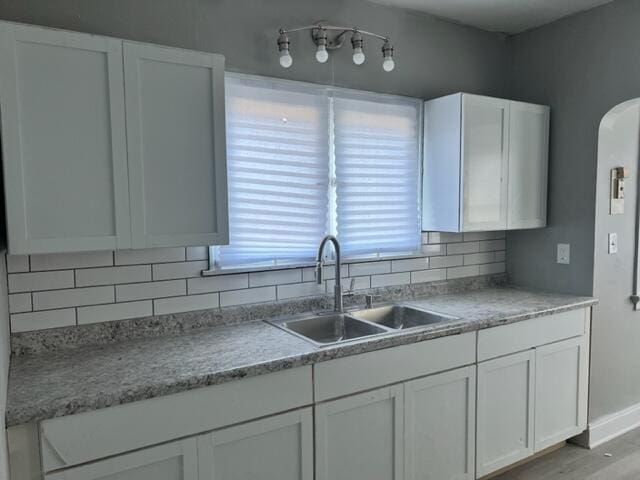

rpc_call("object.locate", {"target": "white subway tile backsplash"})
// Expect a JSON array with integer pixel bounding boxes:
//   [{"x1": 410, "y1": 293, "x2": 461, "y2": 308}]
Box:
[
  {"x1": 11, "y1": 308, "x2": 76, "y2": 333},
  {"x1": 7, "y1": 230, "x2": 507, "y2": 332},
  {"x1": 371, "y1": 272, "x2": 411, "y2": 288},
  {"x1": 429, "y1": 255, "x2": 464, "y2": 269},
  {"x1": 188, "y1": 274, "x2": 248, "y2": 295},
  {"x1": 30, "y1": 251, "x2": 113, "y2": 271},
  {"x1": 420, "y1": 244, "x2": 446, "y2": 256},
  {"x1": 8, "y1": 293, "x2": 32, "y2": 314},
  {"x1": 250, "y1": 269, "x2": 301, "y2": 287},
  {"x1": 479, "y1": 239, "x2": 506, "y2": 252},
  {"x1": 33, "y1": 286, "x2": 114, "y2": 310},
  {"x1": 463, "y1": 252, "x2": 495, "y2": 266},
  {"x1": 326, "y1": 276, "x2": 371, "y2": 292},
  {"x1": 6, "y1": 255, "x2": 29, "y2": 273},
  {"x1": 220, "y1": 286, "x2": 276, "y2": 307},
  {"x1": 154, "y1": 293, "x2": 219, "y2": 315},
  {"x1": 447, "y1": 265, "x2": 480, "y2": 279},
  {"x1": 277, "y1": 282, "x2": 325, "y2": 300},
  {"x1": 462, "y1": 231, "x2": 503, "y2": 242},
  {"x1": 427, "y1": 232, "x2": 463, "y2": 244},
  {"x1": 349, "y1": 261, "x2": 391, "y2": 277},
  {"x1": 186, "y1": 246, "x2": 209, "y2": 261},
  {"x1": 302, "y1": 265, "x2": 347, "y2": 282},
  {"x1": 115, "y1": 247, "x2": 185, "y2": 265},
  {"x1": 116, "y1": 280, "x2": 186, "y2": 302},
  {"x1": 391, "y1": 257, "x2": 429, "y2": 273},
  {"x1": 8, "y1": 270, "x2": 74, "y2": 293},
  {"x1": 153, "y1": 261, "x2": 208, "y2": 281},
  {"x1": 76, "y1": 265, "x2": 151, "y2": 287},
  {"x1": 480, "y1": 262, "x2": 506, "y2": 275},
  {"x1": 411, "y1": 269, "x2": 446, "y2": 284},
  {"x1": 78, "y1": 301, "x2": 152, "y2": 325},
  {"x1": 446, "y1": 242, "x2": 480, "y2": 255}
]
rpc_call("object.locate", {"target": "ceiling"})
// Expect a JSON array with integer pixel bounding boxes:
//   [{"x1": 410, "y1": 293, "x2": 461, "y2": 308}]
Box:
[{"x1": 370, "y1": 0, "x2": 614, "y2": 34}]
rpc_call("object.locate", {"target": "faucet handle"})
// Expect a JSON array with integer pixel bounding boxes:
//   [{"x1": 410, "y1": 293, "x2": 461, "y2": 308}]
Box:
[{"x1": 365, "y1": 294, "x2": 377, "y2": 309}]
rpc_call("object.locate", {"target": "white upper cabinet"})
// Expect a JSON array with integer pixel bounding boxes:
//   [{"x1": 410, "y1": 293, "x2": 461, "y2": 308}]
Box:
[
  {"x1": 461, "y1": 95, "x2": 510, "y2": 231},
  {"x1": 507, "y1": 101, "x2": 550, "y2": 229},
  {"x1": 0, "y1": 21, "x2": 228, "y2": 254},
  {"x1": 0, "y1": 22, "x2": 131, "y2": 254},
  {"x1": 422, "y1": 93, "x2": 549, "y2": 233},
  {"x1": 124, "y1": 42, "x2": 228, "y2": 249}
]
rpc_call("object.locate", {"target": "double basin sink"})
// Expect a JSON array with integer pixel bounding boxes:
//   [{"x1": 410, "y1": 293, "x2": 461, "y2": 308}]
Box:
[{"x1": 268, "y1": 305, "x2": 459, "y2": 348}]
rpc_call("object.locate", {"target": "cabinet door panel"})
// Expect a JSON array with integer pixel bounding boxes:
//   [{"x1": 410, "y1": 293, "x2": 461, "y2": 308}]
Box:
[
  {"x1": 316, "y1": 385, "x2": 404, "y2": 480},
  {"x1": 124, "y1": 42, "x2": 228, "y2": 248},
  {"x1": 535, "y1": 337, "x2": 588, "y2": 451},
  {"x1": 0, "y1": 23, "x2": 131, "y2": 253},
  {"x1": 45, "y1": 438, "x2": 197, "y2": 480},
  {"x1": 198, "y1": 408, "x2": 313, "y2": 480},
  {"x1": 476, "y1": 350, "x2": 535, "y2": 477},
  {"x1": 507, "y1": 102, "x2": 549, "y2": 229},
  {"x1": 405, "y1": 366, "x2": 475, "y2": 480},
  {"x1": 461, "y1": 94, "x2": 509, "y2": 231}
]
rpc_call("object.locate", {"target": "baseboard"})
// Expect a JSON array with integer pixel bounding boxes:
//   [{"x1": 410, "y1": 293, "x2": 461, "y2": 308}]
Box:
[{"x1": 583, "y1": 401, "x2": 640, "y2": 448}]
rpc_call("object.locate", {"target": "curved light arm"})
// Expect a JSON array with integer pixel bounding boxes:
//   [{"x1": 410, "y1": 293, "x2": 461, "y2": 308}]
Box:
[{"x1": 279, "y1": 24, "x2": 389, "y2": 42}]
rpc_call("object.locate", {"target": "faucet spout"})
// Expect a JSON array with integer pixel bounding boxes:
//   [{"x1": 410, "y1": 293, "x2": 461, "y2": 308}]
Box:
[{"x1": 316, "y1": 235, "x2": 343, "y2": 313}]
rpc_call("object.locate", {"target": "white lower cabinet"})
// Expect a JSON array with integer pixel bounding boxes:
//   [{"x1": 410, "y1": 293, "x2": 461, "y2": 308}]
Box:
[
  {"x1": 405, "y1": 366, "x2": 476, "y2": 480},
  {"x1": 45, "y1": 438, "x2": 198, "y2": 480},
  {"x1": 534, "y1": 337, "x2": 588, "y2": 451},
  {"x1": 315, "y1": 385, "x2": 404, "y2": 480},
  {"x1": 476, "y1": 350, "x2": 536, "y2": 477},
  {"x1": 198, "y1": 408, "x2": 313, "y2": 480}
]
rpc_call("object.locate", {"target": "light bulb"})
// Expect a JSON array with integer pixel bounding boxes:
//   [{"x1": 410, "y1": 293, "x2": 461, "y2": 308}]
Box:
[
  {"x1": 316, "y1": 44, "x2": 329, "y2": 63},
  {"x1": 279, "y1": 50, "x2": 293, "y2": 68},
  {"x1": 352, "y1": 47, "x2": 365, "y2": 65},
  {"x1": 383, "y1": 56, "x2": 395, "y2": 72}
]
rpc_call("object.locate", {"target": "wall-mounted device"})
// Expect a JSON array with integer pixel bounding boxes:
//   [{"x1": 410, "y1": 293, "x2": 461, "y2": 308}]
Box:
[{"x1": 610, "y1": 166, "x2": 629, "y2": 215}]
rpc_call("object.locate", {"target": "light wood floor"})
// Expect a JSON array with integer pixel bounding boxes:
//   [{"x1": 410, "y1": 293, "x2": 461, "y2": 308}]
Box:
[{"x1": 494, "y1": 428, "x2": 640, "y2": 479}]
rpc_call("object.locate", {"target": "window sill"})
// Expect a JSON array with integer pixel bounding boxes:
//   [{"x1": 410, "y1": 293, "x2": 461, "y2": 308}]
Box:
[{"x1": 201, "y1": 250, "x2": 424, "y2": 277}]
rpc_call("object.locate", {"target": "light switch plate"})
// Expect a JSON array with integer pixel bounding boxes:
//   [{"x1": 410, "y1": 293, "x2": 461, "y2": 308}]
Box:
[
  {"x1": 608, "y1": 233, "x2": 618, "y2": 254},
  {"x1": 557, "y1": 243, "x2": 570, "y2": 264}
]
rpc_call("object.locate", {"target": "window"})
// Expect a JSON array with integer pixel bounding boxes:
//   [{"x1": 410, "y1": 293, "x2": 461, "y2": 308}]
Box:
[{"x1": 211, "y1": 74, "x2": 421, "y2": 270}]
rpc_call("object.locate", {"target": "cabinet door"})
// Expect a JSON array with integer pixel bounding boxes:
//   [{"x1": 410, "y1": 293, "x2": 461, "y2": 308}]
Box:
[
  {"x1": 316, "y1": 385, "x2": 404, "y2": 480},
  {"x1": 476, "y1": 350, "x2": 535, "y2": 477},
  {"x1": 405, "y1": 366, "x2": 475, "y2": 480},
  {"x1": 535, "y1": 337, "x2": 588, "y2": 451},
  {"x1": 0, "y1": 23, "x2": 131, "y2": 254},
  {"x1": 460, "y1": 94, "x2": 509, "y2": 231},
  {"x1": 124, "y1": 42, "x2": 228, "y2": 248},
  {"x1": 198, "y1": 408, "x2": 313, "y2": 480},
  {"x1": 45, "y1": 438, "x2": 198, "y2": 480},
  {"x1": 507, "y1": 102, "x2": 550, "y2": 229}
]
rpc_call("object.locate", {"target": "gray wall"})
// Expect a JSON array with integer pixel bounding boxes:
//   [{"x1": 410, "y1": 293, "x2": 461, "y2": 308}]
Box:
[
  {"x1": 591, "y1": 100, "x2": 640, "y2": 422},
  {"x1": 0, "y1": 0, "x2": 509, "y2": 99},
  {"x1": 508, "y1": 0, "x2": 640, "y2": 423},
  {"x1": 507, "y1": 0, "x2": 640, "y2": 296}
]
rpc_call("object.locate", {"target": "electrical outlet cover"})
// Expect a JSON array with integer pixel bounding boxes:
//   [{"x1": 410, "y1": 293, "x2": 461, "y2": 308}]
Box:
[
  {"x1": 557, "y1": 243, "x2": 570, "y2": 264},
  {"x1": 608, "y1": 233, "x2": 618, "y2": 254}
]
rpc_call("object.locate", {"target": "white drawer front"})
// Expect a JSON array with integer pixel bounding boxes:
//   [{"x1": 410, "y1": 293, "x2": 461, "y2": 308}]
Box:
[
  {"x1": 40, "y1": 366, "x2": 312, "y2": 472},
  {"x1": 477, "y1": 308, "x2": 588, "y2": 362},
  {"x1": 314, "y1": 332, "x2": 476, "y2": 402}
]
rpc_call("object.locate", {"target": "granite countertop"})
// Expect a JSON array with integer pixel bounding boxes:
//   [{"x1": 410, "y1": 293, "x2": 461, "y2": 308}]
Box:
[{"x1": 6, "y1": 286, "x2": 597, "y2": 426}]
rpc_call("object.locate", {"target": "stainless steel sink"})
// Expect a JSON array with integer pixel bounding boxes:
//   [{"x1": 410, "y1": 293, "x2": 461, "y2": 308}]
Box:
[
  {"x1": 350, "y1": 305, "x2": 458, "y2": 330},
  {"x1": 269, "y1": 314, "x2": 387, "y2": 347}
]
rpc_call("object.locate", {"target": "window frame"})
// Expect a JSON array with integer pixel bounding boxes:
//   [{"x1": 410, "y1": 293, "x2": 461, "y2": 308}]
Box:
[{"x1": 205, "y1": 72, "x2": 424, "y2": 274}]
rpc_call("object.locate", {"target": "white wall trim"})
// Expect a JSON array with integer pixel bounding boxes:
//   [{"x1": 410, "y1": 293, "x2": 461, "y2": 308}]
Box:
[{"x1": 581, "y1": 401, "x2": 640, "y2": 448}]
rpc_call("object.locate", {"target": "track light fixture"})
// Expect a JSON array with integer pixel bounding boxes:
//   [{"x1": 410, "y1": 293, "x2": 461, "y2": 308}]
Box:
[{"x1": 277, "y1": 23, "x2": 395, "y2": 72}]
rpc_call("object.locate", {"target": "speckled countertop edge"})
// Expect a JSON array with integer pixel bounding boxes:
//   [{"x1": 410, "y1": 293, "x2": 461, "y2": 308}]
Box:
[{"x1": 6, "y1": 284, "x2": 597, "y2": 426}]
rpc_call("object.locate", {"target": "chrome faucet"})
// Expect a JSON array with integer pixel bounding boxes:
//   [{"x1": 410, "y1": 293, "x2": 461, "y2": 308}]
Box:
[{"x1": 316, "y1": 235, "x2": 343, "y2": 313}]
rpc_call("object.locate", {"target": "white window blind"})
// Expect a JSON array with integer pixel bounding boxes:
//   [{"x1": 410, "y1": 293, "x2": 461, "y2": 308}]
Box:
[
  {"x1": 217, "y1": 75, "x2": 330, "y2": 267},
  {"x1": 333, "y1": 94, "x2": 421, "y2": 257}
]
